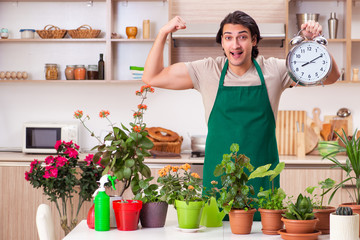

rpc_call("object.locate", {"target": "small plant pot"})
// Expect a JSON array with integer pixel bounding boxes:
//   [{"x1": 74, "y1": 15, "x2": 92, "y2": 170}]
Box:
[
  {"x1": 200, "y1": 197, "x2": 226, "y2": 228},
  {"x1": 282, "y1": 217, "x2": 319, "y2": 234},
  {"x1": 259, "y1": 208, "x2": 285, "y2": 235},
  {"x1": 330, "y1": 213, "x2": 359, "y2": 240},
  {"x1": 140, "y1": 201, "x2": 168, "y2": 228},
  {"x1": 113, "y1": 200, "x2": 142, "y2": 231},
  {"x1": 340, "y1": 203, "x2": 360, "y2": 237},
  {"x1": 175, "y1": 200, "x2": 204, "y2": 229},
  {"x1": 229, "y1": 208, "x2": 257, "y2": 234},
  {"x1": 313, "y1": 206, "x2": 336, "y2": 234},
  {"x1": 86, "y1": 204, "x2": 95, "y2": 229}
]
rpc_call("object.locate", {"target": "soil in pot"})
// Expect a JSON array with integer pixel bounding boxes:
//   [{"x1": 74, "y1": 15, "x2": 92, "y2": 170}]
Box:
[
  {"x1": 140, "y1": 201, "x2": 168, "y2": 228},
  {"x1": 313, "y1": 206, "x2": 335, "y2": 234},
  {"x1": 229, "y1": 208, "x2": 256, "y2": 234},
  {"x1": 259, "y1": 208, "x2": 285, "y2": 235},
  {"x1": 281, "y1": 217, "x2": 319, "y2": 234}
]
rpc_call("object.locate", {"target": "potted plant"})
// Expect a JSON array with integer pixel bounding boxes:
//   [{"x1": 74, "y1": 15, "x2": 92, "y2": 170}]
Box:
[
  {"x1": 321, "y1": 129, "x2": 360, "y2": 235},
  {"x1": 330, "y1": 206, "x2": 359, "y2": 240},
  {"x1": 257, "y1": 162, "x2": 287, "y2": 235},
  {"x1": 25, "y1": 141, "x2": 105, "y2": 235},
  {"x1": 157, "y1": 163, "x2": 205, "y2": 229},
  {"x1": 112, "y1": 199, "x2": 143, "y2": 231},
  {"x1": 133, "y1": 177, "x2": 168, "y2": 228},
  {"x1": 305, "y1": 178, "x2": 336, "y2": 234},
  {"x1": 74, "y1": 85, "x2": 155, "y2": 198},
  {"x1": 281, "y1": 193, "x2": 318, "y2": 234},
  {"x1": 213, "y1": 143, "x2": 275, "y2": 234}
]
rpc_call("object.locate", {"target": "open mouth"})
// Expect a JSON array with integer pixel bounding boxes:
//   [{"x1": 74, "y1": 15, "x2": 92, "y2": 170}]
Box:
[{"x1": 230, "y1": 51, "x2": 243, "y2": 59}]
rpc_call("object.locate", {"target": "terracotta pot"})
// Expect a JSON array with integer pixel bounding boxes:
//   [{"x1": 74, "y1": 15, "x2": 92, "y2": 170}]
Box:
[
  {"x1": 258, "y1": 208, "x2": 285, "y2": 235},
  {"x1": 140, "y1": 201, "x2": 168, "y2": 228},
  {"x1": 126, "y1": 26, "x2": 137, "y2": 39},
  {"x1": 313, "y1": 206, "x2": 336, "y2": 234},
  {"x1": 281, "y1": 217, "x2": 319, "y2": 234},
  {"x1": 340, "y1": 203, "x2": 360, "y2": 237},
  {"x1": 229, "y1": 208, "x2": 256, "y2": 234}
]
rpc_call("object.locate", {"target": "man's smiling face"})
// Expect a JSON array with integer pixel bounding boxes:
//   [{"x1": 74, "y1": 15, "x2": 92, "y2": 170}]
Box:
[{"x1": 221, "y1": 23, "x2": 257, "y2": 75}]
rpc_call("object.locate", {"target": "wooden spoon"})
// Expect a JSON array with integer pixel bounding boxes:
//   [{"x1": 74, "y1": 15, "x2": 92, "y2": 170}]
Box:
[{"x1": 320, "y1": 123, "x2": 332, "y2": 141}]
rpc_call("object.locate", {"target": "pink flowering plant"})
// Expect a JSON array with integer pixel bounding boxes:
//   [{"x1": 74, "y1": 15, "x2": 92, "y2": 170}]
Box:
[
  {"x1": 25, "y1": 140, "x2": 105, "y2": 235},
  {"x1": 74, "y1": 85, "x2": 155, "y2": 197}
]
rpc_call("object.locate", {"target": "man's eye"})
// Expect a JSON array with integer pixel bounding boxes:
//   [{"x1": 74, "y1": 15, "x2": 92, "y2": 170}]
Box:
[{"x1": 224, "y1": 36, "x2": 232, "y2": 40}]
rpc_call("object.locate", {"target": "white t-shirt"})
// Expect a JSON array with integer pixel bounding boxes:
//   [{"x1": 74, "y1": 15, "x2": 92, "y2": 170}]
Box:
[{"x1": 185, "y1": 55, "x2": 293, "y2": 124}]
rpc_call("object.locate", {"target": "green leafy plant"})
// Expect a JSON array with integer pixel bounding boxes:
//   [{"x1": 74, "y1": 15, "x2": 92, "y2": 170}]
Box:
[
  {"x1": 133, "y1": 177, "x2": 161, "y2": 203},
  {"x1": 257, "y1": 162, "x2": 286, "y2": 210},
  {"x1": 157, "y1": 164, "x2": 204, "y2": 205},
  {"x1": 74, "y1": 85, "x2": 155, "y2": 197},
  {"x1": 25, "y1": 140, "x2": 104, "y2": 235},
  {"x1": 283, "y1": 193, "x2": 315, "y2": 220},
  {"x1": 213, "y1": 143, "x2": 274, "y2": 213},
  {"x1": 322, "y1": 129, "x2": 360, "y2": 204},
  {"x1": 305, "y1": 178, "x2": 336, "y2": 209}
]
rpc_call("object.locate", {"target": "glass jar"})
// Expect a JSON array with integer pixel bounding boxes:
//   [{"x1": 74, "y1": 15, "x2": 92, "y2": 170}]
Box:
[
  {"x1": 74, "y1": 65, "x2": 86, "y2": 80},
  {"x1": 45, "y1": 64, "x2": 59, "y2": 80},
  {"x1": 65, "y1": 65, "x2": 75, "y2": 80},
  {"x1": 87, "y1": 65, "x2": 98, "y2": 80}
]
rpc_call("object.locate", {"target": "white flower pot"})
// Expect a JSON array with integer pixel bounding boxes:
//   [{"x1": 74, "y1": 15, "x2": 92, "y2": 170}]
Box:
[{"x1": 330, "y1": 213, "x2": 359, "y2": 240}]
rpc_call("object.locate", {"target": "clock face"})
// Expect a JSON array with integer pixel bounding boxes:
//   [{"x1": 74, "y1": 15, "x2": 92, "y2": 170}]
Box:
[{"x1": 287, "y1": 41, "x2": 332, "y2": 85}]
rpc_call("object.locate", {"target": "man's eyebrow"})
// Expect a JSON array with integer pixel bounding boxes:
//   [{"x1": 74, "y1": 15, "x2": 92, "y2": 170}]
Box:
[{"x1": 223, "y1": 30, "x2": 248, "y2": 35}]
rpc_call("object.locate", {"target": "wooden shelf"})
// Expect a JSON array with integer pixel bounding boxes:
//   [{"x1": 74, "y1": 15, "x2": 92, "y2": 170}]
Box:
[
  {"x1": 0, "y1": 79, "x2": 143, "y2": 83},
  {"x1": 0, "y1": 38, "x2": 106, "y2": 42},
  {"x1": 110, "y1": 38, "x2": 156, "y2": 42}
]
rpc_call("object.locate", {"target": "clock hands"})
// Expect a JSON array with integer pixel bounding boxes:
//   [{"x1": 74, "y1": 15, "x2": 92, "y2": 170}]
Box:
[{"x1": 301, "y1": 54, "x2": 323, "y2": 67}]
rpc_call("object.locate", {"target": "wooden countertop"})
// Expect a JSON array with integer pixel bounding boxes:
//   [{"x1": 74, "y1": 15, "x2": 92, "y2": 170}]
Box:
[{"x1": 0, "y1": 151, "x2": 346, "y2": 167}]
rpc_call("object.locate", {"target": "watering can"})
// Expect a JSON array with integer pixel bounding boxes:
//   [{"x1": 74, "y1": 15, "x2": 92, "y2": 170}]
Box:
[{"x1": 200, "y1": 197, "x2": 226, "y2": 227}]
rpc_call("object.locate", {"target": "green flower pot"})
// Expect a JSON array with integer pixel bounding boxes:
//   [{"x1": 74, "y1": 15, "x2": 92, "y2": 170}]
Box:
[{"x1": 175, "y1": 200, "x2": 204, "y2": 229}]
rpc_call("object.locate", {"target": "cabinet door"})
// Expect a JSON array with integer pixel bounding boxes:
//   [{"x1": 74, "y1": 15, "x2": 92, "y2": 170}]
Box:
[{"x1": 280, "y1": 167, "x2": 342, "y2": 207}]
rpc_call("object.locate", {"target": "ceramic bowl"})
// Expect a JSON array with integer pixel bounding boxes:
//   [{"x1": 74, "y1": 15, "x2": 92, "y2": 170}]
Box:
[{"x1": 126, "y1": 26, "x2": 138, "y2": 39}]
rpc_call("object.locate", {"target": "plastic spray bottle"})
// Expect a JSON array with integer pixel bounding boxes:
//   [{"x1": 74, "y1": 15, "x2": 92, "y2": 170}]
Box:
[{"x1": 93, "y1": 174, "x2": 117, "y2": 231}]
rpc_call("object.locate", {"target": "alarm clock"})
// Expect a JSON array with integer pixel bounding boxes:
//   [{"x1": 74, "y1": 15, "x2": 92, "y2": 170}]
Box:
[{"x1": 286, "y1": 30, "x2": 332, "y2": 86}]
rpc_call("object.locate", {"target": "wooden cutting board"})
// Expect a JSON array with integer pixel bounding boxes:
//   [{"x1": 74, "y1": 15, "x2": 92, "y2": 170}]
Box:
[{"x1": 276, "y1": 111, "x2": 307, "y2": 155}]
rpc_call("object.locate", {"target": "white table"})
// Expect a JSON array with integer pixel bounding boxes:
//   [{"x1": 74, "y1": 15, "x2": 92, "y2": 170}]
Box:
[{"x1": 63, "y1": 220, "x2": 331, "y2": 240}]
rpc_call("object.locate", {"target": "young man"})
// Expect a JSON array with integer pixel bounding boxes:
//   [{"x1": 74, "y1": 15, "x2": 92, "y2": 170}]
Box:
[{"x1": 143, "y1": 11, "x2": 340, "y2": 219}]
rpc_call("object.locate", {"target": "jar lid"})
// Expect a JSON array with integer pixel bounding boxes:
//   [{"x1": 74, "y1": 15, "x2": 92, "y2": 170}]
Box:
[
  {"x1": 45, "y1": 63, "x2": 57, "y2": 66},
  {"x1": 20, "y1": 29, "x2": 35, "y2": 32},
  {"x1": 66, "y1": 65, "x2": 76, "y2": 68},
  {"x1": 75, "y1": 65, "x2": 85, "y2": 68},
  {"x1": 1, "y1": 28, "x2": 9, "y2": 33}
]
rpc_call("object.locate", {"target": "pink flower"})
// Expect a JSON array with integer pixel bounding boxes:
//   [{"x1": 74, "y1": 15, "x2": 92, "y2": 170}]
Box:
[
  {"x1": 30, "y1": 159, "x2": 39, "y2": 173},
  {"x1": 56, "y1": 156, "x2": 68, "y2": 168},
  {"x1": 45, "y1": 156, "x2": 54, "y2": 165},
  {"x1": 97, "y1": 157, "x2": 104, "y2": 168},
  {"x1": 43, "y1": 166, "x2": 58, "y2": 179},
  {"x1": 25, "y1": 171, "x2": 30, "y2": 181},
  {"x1": 65, "y1": 148, "x2": 78, "y2": 158},
  {"x1": 84, "y1": 154, "x2": 94, "y2": 166},
  {"x1": 54, "y1": 140, "x2": 62, "y2": 150}
]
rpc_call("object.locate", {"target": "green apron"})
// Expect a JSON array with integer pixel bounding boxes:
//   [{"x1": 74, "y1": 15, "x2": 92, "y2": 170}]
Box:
[{"x1": 203, "y1": 58, "x2": 279, "y2": 221}]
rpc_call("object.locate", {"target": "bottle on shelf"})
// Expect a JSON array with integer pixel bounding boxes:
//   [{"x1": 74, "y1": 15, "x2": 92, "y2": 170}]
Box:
[{"x1": 98, "y1": 53, "x2": 104, "y2": 80}]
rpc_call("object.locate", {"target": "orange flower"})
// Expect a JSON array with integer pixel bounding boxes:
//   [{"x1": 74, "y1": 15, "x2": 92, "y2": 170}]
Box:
[
  {"x1": 191, "y1": 172, "x2": 200, "y2": 179},
  {"x1": 172, "y1": 166, "x2": 179, "y2": 172},
  {"x1": 181, "y1": 163, "x2": 191, "y2": 171},
  {"x1": 99, "y1": 110, "x2": 110, "y2": 118},
  {"x1": 164, "y1": 165, "x2": 171, "y2": 173},
  {"x1": 133, "y1": 125, "x2": 141, "y2": 133},
  {"x1": 135, "y1": 90, "x2": 142, "y2": 96},
  {"x1": 211, "y1": 180, "x2": 218, "y2": 185},
  {"x1": 188, "y1": 185, "x2": 194, "y2": 190},
  {"x1": 158, "y1": 169, "x2": 166, "y2": 177},
  {"x1": 133, "y1": 111, "x2": 143, "y2": 118},
  {"x1": 74, "y1": 110, "x2": 83, "y2": 119},
  {"x1": 138, "y1": 104, "x2": 147, "y2": 110},
  {"x1": 140, "y1": 85, "x2": 155, "y2": 93}
]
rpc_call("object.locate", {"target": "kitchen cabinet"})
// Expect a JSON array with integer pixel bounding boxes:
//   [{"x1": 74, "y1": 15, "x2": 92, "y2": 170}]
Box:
[{"x1": 0, "y1": 0, "x2": 169, "y2": 82}]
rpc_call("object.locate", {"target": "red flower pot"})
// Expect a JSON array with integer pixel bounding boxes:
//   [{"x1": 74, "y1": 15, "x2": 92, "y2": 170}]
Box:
[
  {"x1": 113, "y1": 200, "x2": 142, "y2": 231},
  {"x1": 87, "y1": 204, "x2": 95, "y2": 229}
]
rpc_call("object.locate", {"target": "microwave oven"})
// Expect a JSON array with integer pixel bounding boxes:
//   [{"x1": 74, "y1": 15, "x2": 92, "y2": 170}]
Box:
[{"x1": 23, "y1": 122, "x2": 79, "y2": 154}]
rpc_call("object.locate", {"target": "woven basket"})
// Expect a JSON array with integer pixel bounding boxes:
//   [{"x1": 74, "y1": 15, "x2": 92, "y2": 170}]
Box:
[
  {"x1": 151, "y1": 136, "x2": 183, "y2": 154},
  {"x1": 68, "y1": 25, "x2": 101, "y2": 38},
  {"x1": 36, "y1": 25, "x2": 67, "y2": 39}
]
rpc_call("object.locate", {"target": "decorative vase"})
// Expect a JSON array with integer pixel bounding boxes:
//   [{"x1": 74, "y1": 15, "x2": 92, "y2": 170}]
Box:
[
  {"x1": 258, "y1": 208, "x2": 285, "y2": 235},
  {"x1": 281, "y1": 217, "x2": 319, "y2": 234},
  {"x1": 229, "y1": 208, "x2": 257, "y2": 234},
  {"x1": 200, "y1": 197, "x2": 226, "y2": 227},
  {"x1": 175, "y1": 200, "x2": 204, "y2": 229},
  {"x1": 140, "y1": 201, "x2": 168, "y2": 228},
  {"x1": 330, "y1": 213, "x2": 359, "y2": 240},
  {"x1": 328, "y1": 12, "x2": 338, "y2": 39},
  {"x1": 314, "y1": 206, "x2": 336, "y2": 234},
  {"x1": 340, "y1": 203, "x2": 360, "y2": 236},
  {"x1": 126, "y1": 26, "x2": 137, "y2": 39},
  {"x1": 113, "y1": 200, "x2": 142, "y2": 231}
]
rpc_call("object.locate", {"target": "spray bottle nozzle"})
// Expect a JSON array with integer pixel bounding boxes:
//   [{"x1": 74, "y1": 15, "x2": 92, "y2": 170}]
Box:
[
  {"x1": 92, "y1": 174, "x2": 118, "y2": 198},
  {"x1": 108, "y1": 175, "x2": 117, "y2": 190}
]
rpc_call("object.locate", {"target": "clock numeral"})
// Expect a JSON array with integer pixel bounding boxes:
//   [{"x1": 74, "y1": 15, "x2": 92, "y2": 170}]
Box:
[
  {"x1": 307, "y1": 46, "x2": 312, "y2": 51},
  {"x1": 296, "y1": 54, "x2": 301, "y2": 58},
  {"x1": 301, "y1": 49, "x2": 305, "y2": 53},
  {"x1": 301, "y1": 72, "x2": 304, "y2": 76},
  {"x1": 322, "y1": 60, "x2": 326, "y2": 64},
  {"x1": 315, "y1": 72, "x2": 319, "y2": 77},
  {"x1": 296, "y1": 67, "x2": 299, "y2": 72},
  {"x1": 308, "y1": 74, "x2": 311, "y2": 79},
  {"x1": 320, "y1": 67, "x2": 324, "y2": 71}
]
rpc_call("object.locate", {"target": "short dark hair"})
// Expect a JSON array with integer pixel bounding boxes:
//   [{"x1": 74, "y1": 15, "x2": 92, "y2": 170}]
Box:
[{"x1": 216, "y1": 11, "x2": 262, "y2": 59}]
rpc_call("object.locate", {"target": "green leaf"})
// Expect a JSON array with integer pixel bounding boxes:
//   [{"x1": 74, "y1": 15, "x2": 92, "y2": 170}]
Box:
[
  {"x1": 139, "y1": 179, "x2": 148, "y2": 189},
  {"x1": 248, "y1": 164, "x2": 273, "y2": 180},
  {"x1": 269, "y1": 162, "x2": 285, "y2": 181},
  {"x1": 225, "y1": 161, "x2": 236, "y2": 174},
  {"x1": 230, "y1": 143, "x2": 239, "y2": 153},
  {"x1": 123, "y1": 167, "x2": 132, "y2": 179},
  {"x1": 140, "y1": 164, "x2": 151, "y2": 178},
  {"x1": 214, "y1": 164, "x2": 224, "y2": 177},
  {"x1": 125, "y1": 159, "x2": 135, "y2": 168}
]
